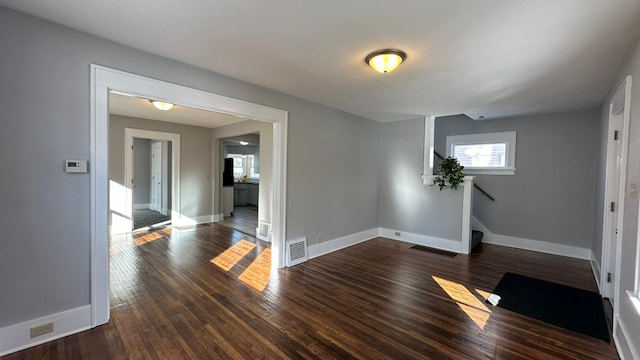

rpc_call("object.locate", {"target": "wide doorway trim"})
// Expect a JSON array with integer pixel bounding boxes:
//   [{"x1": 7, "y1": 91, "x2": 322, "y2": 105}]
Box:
[{"x1": 90, "y1": 65, "x2": 288, "y2": 327}]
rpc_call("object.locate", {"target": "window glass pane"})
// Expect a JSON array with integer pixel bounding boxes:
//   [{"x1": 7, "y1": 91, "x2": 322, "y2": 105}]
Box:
[
  {"x1": 248, "y1": 155, "x2": 258, "y2": 178},
  {"x1": 453, "y1": 143, "x2": 506, "y2": 168},
  {"x1": 228, "y1": 154, "x2": 245, "y2": 177}
]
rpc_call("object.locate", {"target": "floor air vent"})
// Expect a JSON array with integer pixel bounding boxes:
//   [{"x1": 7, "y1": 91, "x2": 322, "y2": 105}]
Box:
[
  {"x1": 286, "y1": 238, "x2": 307, "y2": 266},
  {"x1": 256, "y1": 220, "x2": 271, "y2": 242}
]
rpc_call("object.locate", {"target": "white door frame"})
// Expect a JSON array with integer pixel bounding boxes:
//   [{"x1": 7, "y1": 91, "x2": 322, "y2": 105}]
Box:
[
  {"x1": 124, "y1": 129, "x2": 181, "y2": 232},
  {"x1": 90, "y1": 65, "x2": 288, "y2": 327},
  {"x1": 600, "y1": 75, "x2": 632, "y2": 306},
  {"x1": 150, "y1": 141, "x2": 162, "y2": 212}
]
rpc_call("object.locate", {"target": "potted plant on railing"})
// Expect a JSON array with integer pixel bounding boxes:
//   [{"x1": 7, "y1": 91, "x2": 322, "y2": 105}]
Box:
[{"x1": 433, "y1": 156, "x2": 465, "y2": 190}]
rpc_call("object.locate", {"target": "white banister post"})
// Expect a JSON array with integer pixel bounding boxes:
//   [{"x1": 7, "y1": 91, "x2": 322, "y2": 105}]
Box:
[
  {"x1": 422, "y1": 116, "x2": 435, "y2": 178},
  {"x1": 461, "y1": 176, "x2": 475, "y2": 254}
]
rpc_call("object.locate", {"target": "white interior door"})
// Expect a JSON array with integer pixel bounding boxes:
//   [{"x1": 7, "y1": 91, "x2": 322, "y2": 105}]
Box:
[
  {"x1": 601, "y1": 75, "x2": 632, "y2": 302},
  {"x1": 604, "y1": 112, "x2": 623, "y2": 301},
  {"x1": 151, "y1": 142, "x2": 162, "y2": 212}
]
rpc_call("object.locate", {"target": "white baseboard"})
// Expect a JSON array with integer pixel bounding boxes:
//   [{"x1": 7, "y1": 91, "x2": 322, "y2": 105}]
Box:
[
  {"x1": 212, "y1": 213, "x2": 223, "y2": 222},
  {"x1": 0, "y1": 305, "x2": 92, "y2": 357},
  {"x1": 256, "y1": 232, "x2": 270, "y2": 242},
  {"x1": 133, "y1": 203, "x2": 151, "y2": 210},
  {"x1": 174, "y1": 214, "x2": 214, "y2": 227},
  {"x1": 472, "y1": 217, "x2": 590, "y2": 260},
  {"x1": 590, "y1": 251, "x2": 602, "y2": 292},
  {"x1": 379, "y1": 228, "x2": 462, "y2": 253},
  {"x1": 482, "y1": 232, "x2": 590, "y2": 260},
  {"x1": 307, "y1": 228, "x2": 379, "y2": 259},
  {"x1": 615, "y1": 314, "x2": 639, "y2": 360}
]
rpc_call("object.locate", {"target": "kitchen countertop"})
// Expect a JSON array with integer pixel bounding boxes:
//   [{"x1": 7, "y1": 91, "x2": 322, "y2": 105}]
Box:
[{"x1": 235, "y1": 181, "x2": 259, "y2": 185}]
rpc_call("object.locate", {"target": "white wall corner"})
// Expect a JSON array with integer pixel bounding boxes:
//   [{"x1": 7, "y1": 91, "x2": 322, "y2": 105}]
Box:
[
  {"x1": 590, "y1": 251, "x2": 602, "y2": 292},
  {"x1": 422, "y1": 115, "x2": 436, "y2": 180},
  {"x1": 256, "y1": 233, "x2": 270, "y2": 242},
  {"x1": 615, "y1": 314, "x2": 639, "y2": 360},
  {"x1": 379, "y1": 228, "x2": 462, "y2": 253},
  {"x1": 0, "y1": 306, "x2": 92, "y2": 357},
  {"x1": 175, "y1": 214, "x2": 214, "y2": 227},
  {"x1": 307, "y1": 228, "x2": 379, "y2": 259},
  {"x1": 421, "y1": 174, "x2": 436, "y2": 185},
  {"x1": 212, "y1": 213, "x2": 224, "y2": 222}
]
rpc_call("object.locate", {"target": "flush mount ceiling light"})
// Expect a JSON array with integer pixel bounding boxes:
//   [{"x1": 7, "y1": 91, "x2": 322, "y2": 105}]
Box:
[
  {"x1": 149, "y1": 100, "x2": 175, "y2": 111},
  {"x1": 365, "y1": 49, "x2": 407, "y2": 73},
  {"x1": 239, "y1": 141, "x2": 249, "y2": 145}
]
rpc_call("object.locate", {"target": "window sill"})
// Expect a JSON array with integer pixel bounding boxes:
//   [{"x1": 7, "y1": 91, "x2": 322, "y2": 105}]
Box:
[{"x1": 463, "y1": 168, "x2": 516, "y2": 176}]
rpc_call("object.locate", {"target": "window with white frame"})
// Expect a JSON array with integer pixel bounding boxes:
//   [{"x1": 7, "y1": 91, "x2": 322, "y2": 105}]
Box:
[
  {"x1": 446, "y1": 131, "x2": 517, "y2": 175},
  {"x1": 228, "y1": 154, "x2": 259, "y2": 179}
]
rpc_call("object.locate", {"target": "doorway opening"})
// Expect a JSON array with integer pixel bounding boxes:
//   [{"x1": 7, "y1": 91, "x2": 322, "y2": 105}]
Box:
[
  {"x1": 129, "y1": 133, "x2": 176, "y2": 231},
  {"x1": 91, "y1": 65, "x2": 288, "y2": 327},
  {"x1": 218, "y1": 133, "x2": 260, "y2": 236}
]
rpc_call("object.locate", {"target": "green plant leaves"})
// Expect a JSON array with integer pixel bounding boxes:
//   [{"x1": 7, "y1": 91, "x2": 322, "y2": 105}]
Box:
[{"x1": 433, "y1": 157, "x2": 465, "y2": 191}]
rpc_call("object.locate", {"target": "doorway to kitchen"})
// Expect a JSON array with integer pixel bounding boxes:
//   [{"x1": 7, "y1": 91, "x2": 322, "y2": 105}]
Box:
[
  {"x1": 218, "y1": 134, "x2": 260, "y2": 236},
  {"x1": 90, "y1": 65, "x2": 288, "y2": 327}
]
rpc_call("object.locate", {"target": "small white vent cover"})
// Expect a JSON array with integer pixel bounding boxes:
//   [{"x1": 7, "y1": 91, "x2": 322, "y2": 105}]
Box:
[
  {"x1": 256, "y1": 220, "x2": 271, "y2": 242},
  {"x1": 286, "y1": 238, "x2": 307, "y2": 266}
]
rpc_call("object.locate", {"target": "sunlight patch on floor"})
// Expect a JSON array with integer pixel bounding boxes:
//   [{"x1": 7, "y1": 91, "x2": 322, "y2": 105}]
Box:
[
  {"x1": 239, "y1": 248, "x2": 272, "y2": 291},
  {"x1": 110, "y1": 228, "x2": 172, "y2": 255},
  {"x1": 433, "y1": 276, "x2": 491, "y2": 329},
  {"x1": 475, "y1": 288, "x2": 491, "y2": 301},
  {"x1": 211, "y1": 239, "x2": 256, "y2": 271}
]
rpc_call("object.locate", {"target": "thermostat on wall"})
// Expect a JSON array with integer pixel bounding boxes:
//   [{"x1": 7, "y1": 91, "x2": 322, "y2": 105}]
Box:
[{"x1": 65, "y1": 160, "x2": 88, "y2": 173}]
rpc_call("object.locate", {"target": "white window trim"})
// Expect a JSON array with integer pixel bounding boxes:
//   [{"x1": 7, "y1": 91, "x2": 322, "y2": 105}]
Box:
[{"x1": 446, "y1": 131, "x2": 517, "y2": 175}]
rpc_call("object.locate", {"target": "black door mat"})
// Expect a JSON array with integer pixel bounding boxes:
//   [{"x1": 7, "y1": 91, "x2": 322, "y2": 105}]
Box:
[{"x1": 488, "y1": 272, "x2": 610, "y2": 342}]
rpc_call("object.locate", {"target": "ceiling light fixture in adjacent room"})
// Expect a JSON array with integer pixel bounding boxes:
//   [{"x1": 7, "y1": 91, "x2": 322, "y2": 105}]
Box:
[
  {"x1": 149, "y1": 100, "x2": 175, "y2": 111},
  {"x1": 365, "y1": 49, "x2": 407, "y2": 73},
  {"x1": 239, "y1": 141, "x2": 249, "y2": 145}
]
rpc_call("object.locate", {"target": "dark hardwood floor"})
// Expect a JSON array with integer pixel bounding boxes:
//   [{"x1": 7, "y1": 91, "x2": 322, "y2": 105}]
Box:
[
  {"x1": 217, "y1": 205, "x2": 258, "y2": 236},
  {"x1": 3, "y1": 225, "x2": 618, "y2": 359}
]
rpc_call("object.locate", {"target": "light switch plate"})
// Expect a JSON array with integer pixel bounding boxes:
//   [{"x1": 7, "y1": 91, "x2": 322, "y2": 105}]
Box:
[{"x1": 630, "y1": 183, "x2": 638, "y2": 199}]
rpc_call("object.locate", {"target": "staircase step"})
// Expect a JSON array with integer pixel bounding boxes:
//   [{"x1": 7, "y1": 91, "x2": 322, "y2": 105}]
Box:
[{"x1": 471, "y1": 230, "x2": 483, "y2": 250}]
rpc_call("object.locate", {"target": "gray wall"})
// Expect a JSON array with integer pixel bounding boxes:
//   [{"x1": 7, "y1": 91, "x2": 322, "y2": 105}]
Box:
[
  {"x1": 133, "y1": 138, "x2": 151, "y2": 206},
  {"x1": 110, "y1": 115, "x2": 214, "y2": 220},
  {"x1": 0, "y1": 7, "x2": 380, "y2": 327},
  {"x1": 286, "y1": 106, "x2": 380, "y2": 244},
  {"x1": 435, "y1": 111, "x2": 600, "y2": 248},
  {"x1": 379, "y1": 118, "x2": 463, "y2": 240}
]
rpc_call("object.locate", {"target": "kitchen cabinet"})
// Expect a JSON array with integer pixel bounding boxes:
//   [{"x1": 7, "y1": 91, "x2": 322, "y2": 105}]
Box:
[
  {"x1": 234, "y1": 183, "x2": 247, "y2": 205},
  {"x1": 247, "y1": 183, "x2": 259, "y2": 206}
]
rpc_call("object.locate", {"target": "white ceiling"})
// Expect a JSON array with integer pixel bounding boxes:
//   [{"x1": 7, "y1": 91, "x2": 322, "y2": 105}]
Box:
[
  {"x1": 109, "y1": 93, "x2": 246, "y2": 129},
  {"x1": 3, "y1": 1, "x2": 640, "y2": 122}
]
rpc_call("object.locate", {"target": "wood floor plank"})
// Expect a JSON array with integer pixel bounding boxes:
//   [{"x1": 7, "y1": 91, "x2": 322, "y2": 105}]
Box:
[{"x1": 2, "y1": 225, "x2": 618, "y2": 359}]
